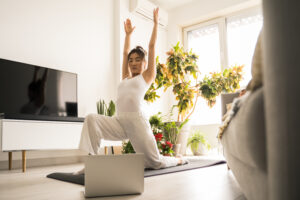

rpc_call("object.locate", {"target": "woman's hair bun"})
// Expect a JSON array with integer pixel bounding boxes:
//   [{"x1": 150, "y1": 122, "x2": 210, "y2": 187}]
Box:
[
  {"x1": 136, "y1": 46, "x2": 147, "y2": 55},
  {"x1": 128, "y1": 45, "x2": 148, "y2": 60}
]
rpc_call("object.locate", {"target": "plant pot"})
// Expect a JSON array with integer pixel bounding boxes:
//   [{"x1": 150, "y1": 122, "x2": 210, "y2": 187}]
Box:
[
  {"x1": 163, "y1": 122, "x2": 179, "y2": 144},
  {"x1": 191, "y1": 143, "x2": 209, "y2": 156},
  {"x1": 172, "y1": 144, "x2": 181, "y2": 156},
  {"x1": 176, "y1": 121, "x2": 191, "y2": 156}
]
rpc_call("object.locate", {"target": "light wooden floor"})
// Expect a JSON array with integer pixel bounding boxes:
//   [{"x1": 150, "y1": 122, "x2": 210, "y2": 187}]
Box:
[{"x1": 0, "y1": 162, "x2": 246, "y2": 200}]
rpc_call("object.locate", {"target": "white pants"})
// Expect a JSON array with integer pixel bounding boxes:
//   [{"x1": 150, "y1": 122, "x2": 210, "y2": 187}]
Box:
[{"x1": 79, "y1": 112, "x2": 178, "y2": 169}]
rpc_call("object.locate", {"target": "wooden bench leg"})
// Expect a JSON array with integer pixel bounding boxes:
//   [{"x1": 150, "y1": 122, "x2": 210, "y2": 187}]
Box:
[
  {"x1": 112, "y1": 146, "x2": 122, "y2": 155},
  {"x1": 8, "y1": 152, "x2": 12, "y2": 170},
  {"x1": 111, "y1": 146, "x2": 114, "y2": 155},
  {"x1": 104, "y1": 147, "x2": 108, "y2": 155},
  {"x1": 22, "y1": 150, "x2": 26, "y2": 173}
]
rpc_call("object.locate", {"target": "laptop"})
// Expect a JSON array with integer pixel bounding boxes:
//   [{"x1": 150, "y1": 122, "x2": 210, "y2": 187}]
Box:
[{"x1": 84, "y1": 153, "x2": 144, "y2": 198}]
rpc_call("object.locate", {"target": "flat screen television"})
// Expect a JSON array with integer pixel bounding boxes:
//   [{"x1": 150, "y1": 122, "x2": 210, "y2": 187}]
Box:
[{"x1": 0, "y1": 58, "x2": 83, "y2": 122}]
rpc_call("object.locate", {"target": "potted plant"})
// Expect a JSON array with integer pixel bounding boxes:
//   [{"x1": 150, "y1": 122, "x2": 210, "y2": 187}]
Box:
[
  {"x1": 148, "y1": 111, "x2": 179, "y2": 156},
  {"x1": 122, "y1": 112, "x2": 165, "y2": 155},
  {"x1": 97, "y1": 99, "x2": 115, "y2": 116},
  {"x1": 198, "y1": 65, "x2": 244, "y2": 107},
  {"x1": 122, "y1": 140, "x2": 135, "y2": 154},
  {"x1": 121, "y1": 111, "x2": 187, "y2": 156},
  {"x1": 163, "y1": 119, "x2": 189, "y2": 156},
  {"x1": 122, "y1": 111, "x2": 169, "y2": 155},
  {"x1": 148, "y1": 112, "x2": 165, "y2": 155},
  {"x1": 144, "y1": 42, "x2": 244, "y2": 155},
  {"x1": 144, "y1": 42, "x2": 199, "y2": 155},
  {"x1": 145, "y1": 42, "x2": 199, "y2": 122},
  {"x1": 151, "y1": 111, "x2": 189, "y2": 156},
  {"x1": 187, "y1": 130, "x2": 211, "y2": 156}
]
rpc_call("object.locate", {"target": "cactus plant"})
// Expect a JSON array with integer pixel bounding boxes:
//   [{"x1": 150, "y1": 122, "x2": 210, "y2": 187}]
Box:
[
  {"x1": 107, "y1": 100, "x2": 116, "y2": 117},
  {"x1": 97, "y1": 99, "x2": 116, "y2": 116}
]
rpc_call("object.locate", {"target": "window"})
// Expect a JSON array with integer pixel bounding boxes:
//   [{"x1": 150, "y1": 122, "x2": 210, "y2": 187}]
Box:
[
  {"x1": 183, "y1": 7, "x2": 263, "y2": 125},
  {"x1": 227, "y1": 12, "x2": 263, "y2": 86}
]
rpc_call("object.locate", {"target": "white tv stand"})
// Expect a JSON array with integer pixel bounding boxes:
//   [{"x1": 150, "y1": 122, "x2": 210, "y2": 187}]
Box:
[
  {"x1": 0, "y1": 119, "x2": 83, "y2": 172},
  {"x1": 0, "y1": 118, "x2": 123, "y2": 172}
]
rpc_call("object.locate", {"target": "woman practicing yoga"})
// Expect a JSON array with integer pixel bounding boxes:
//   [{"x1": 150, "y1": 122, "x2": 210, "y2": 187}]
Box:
[{"x1": 75, "y1": 8, "x2": 187, "y2": 175}]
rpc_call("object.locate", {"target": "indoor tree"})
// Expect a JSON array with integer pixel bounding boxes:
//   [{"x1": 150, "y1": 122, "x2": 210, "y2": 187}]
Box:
[{"x1": 144, "y1": 42, "x2": 244, "y2": 122}]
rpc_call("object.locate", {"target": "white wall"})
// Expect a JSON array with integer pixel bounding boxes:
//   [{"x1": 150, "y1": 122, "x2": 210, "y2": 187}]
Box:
[
  {"x1": 117, "y1": 0, "x2": 171, "y2": 118},
  {"x1": 0, "y1": 0, "x2": 116, "y2": 163},
  {"x1": 0, "y1": 0, "x2": 117, "y2": 116},
  {"x1": 0, "y1": 0, "x2": 170, "y2": 165}
]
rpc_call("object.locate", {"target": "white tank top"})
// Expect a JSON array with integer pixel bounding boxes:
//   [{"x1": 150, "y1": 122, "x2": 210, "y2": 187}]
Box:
[{"x1": 116, "y1": 73, "x2": 150, "y2": 113}]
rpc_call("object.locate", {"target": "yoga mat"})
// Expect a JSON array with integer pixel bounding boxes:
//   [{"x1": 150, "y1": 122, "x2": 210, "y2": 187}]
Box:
[{"x1": 47, "y1": 158, "x2": 226, "y2": 185}]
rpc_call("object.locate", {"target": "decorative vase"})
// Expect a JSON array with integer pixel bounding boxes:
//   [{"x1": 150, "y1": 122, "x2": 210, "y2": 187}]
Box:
[
  {"x1": 172, "y1": 144, "x2": 181, "y2": 156},
  {"x1": 176, "y1": 121, "x2": 191, "y2": 155}
]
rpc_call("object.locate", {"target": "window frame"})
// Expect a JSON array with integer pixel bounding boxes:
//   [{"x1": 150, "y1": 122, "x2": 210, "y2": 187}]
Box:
[
  {"x1": 183, "y1": 18, "x2": 228, "y2": 71},
  {"x1": 183, "y1": 6, "x2": 262, "y2": 72},
  {"x1": 181, "y1": 6, "x2": 262, "y2": 125}
]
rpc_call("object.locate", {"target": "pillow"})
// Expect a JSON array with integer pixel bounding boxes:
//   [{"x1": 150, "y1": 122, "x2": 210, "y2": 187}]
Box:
[
  {"x1": 246, "y1": 30, "x2": 263, "y2": 91},
  {"x1": 222, "y1": 103, "x2": 232, "y2": 121}
]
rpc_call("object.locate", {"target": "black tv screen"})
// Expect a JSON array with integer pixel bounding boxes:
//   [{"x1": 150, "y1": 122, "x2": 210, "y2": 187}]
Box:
[{"x1": 0, "y1": 58, "x2": 80, "y2": 121}]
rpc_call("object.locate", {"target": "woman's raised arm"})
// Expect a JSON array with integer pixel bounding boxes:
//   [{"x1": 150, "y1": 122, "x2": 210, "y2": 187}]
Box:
[
  {"x1": 122, "y1": 19, "x2": 135, "y2": 80},
  {"x1": 143, "y1": 8, "x2": 159, "y2": 85}
]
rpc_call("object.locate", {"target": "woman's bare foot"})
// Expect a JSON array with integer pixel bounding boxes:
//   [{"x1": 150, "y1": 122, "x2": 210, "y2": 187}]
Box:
[
  {"x1": 177, "y1": 158, "x2": 183, "y2": 165},
  {"x1": 72, "y1": 153, "x2": 92, "y2": 175},
  {"x1": 73, "y1": 167, "x2": 85, "y2": 175},
  {"x1": 176, "y1": 155, "x2": 189, "y2": 165}
]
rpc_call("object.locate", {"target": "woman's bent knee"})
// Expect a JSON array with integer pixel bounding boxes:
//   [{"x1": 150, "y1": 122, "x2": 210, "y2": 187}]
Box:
[
  {"x1": 85, "y1": 114, "x2": 102, "y2": 126},
  {"x1": 85, "y1": 114, "x2": 97, "y2": 122}
]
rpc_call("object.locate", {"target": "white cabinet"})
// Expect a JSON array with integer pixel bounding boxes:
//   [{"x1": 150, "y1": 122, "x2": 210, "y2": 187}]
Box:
[
  {"x1": 0, "y1": 118, "x2": 123, "y2": 172},
  {"x1": 0, "y1": 119, "x2": 83, "y2": 172},
  {"x1": 0, "y1": 119, "x2": 83, "y2": 151}
]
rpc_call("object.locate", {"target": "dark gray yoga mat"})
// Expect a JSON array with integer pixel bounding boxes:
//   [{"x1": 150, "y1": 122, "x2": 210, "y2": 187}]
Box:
[{"x1": 47, "y1": 158, "x2": 226, "y2": 185}]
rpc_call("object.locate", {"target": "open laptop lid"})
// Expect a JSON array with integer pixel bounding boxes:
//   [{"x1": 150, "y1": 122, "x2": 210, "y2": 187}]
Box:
[{"x1": 84, "y1": 153, "x2": 144, "y2": 198}]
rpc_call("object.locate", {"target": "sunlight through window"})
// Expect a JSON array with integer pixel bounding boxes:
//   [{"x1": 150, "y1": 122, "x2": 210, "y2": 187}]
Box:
[
  {"x1": 227, "y1": 13, "x2": 263, "y2": 87},
  {"x1": 187, "y1": 23, "x2": 222, "y2": 125},
  {"x1": 185, "y1": 8, "x2": 263, "y2": 125}
]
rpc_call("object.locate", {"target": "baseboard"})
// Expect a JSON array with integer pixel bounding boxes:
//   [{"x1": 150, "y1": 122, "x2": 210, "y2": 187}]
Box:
[{"x1": 0, "y1": 155, "x2": 85, "y2": 170}]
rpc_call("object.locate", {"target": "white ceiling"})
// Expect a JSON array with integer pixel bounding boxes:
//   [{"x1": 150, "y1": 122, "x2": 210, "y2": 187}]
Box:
[{"x1": 148, "y1": 0, "x2": 198, "y2": 11}]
